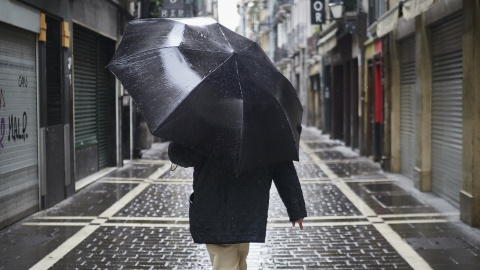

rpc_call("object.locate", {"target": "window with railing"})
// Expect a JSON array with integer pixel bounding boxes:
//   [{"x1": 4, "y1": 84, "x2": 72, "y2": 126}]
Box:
[{"x1": 368, "y1": 0, "x2": 386, "y2": 25}]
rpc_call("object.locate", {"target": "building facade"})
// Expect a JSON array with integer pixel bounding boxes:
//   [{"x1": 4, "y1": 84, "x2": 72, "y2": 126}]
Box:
[
  {"x1": 0, "y1": 0, "x2": 135, "y2": 230},
  {"x1": 0, "y1": 0, "x2": 221, "y2": 231},
  {"x1": 245, "y1": 0, "x2": 480, "y2": 227}
]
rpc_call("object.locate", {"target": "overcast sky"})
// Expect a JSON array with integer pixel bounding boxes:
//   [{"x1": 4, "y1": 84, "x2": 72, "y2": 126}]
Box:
[{"x1": 218, "y1": 0, "x2": 240, "y2": 31}]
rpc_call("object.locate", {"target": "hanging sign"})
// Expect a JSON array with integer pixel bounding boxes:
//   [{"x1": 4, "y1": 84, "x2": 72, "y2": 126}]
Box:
[
  {"x1": 159, "y1": 0, "x2": 188, "y2": 18},
  {"x1": 311, "y1": 0, "x2": 326, "y2": 24}
]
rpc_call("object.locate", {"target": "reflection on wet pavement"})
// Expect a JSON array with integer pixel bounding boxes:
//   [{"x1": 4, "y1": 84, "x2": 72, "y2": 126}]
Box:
[
  {"x1": 2, "y1": 127, "x2": 480, "y2": 270},
  {"x1": 50, "y1": 227, "x2": 211, "y2": 269},
  {"x1": 115, "y1": 184, "x2": 193, "y2": 218},
  {"x1": 269, "y1": 184, "x2": 362, "y2": 218},
  {"x1": 305, "y1": 141, "x2": 343, "y2": 150},
  {"x1": 0, "y1": 225, "x2": 83, "y2": 269},
  {"x1": 159, "y1": 166, "x2": 195, "y2": 179},
  {"x1": 327, "y1": 161, "x2": 383, "y2": 178},
  {"x1": 46, "y1": 183, "x2": 138, "y2": 216},
  {"x1": 373, "y1": 194, "x2": 425, "y2": 208},
  {"x1": 314, "y1": 150, "x2": 359, "y2": 160},
  {"x1": 293, "y1": 163, "x2": 328, "y2": 179},
  {"x1": 106, "y1": 163, "x2": 161, "y2": 178},
  {"x1": 362, "y1": 183, "x2": 407, "y2": 194}
]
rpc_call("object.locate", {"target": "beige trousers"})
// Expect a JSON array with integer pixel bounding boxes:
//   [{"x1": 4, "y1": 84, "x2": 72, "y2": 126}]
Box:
[{"x1": 206, "y1": 243, "x2": 250, "y2": 270}]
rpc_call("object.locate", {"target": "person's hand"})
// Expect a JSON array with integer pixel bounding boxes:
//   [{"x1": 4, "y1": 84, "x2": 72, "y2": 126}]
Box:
[{"x1": 292, "y1": 218, "x2": 304, "y2": 230}]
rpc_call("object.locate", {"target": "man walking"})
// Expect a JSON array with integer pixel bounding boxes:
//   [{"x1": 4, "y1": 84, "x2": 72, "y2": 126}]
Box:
[{"x1": 168, "y1": 142, "x2": 307, "y2": 270}]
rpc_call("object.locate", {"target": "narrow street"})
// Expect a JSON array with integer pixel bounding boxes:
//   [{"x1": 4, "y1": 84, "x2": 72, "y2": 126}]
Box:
[{"x1": 0, "y1": 127, "x2": 479, "y2": 269}]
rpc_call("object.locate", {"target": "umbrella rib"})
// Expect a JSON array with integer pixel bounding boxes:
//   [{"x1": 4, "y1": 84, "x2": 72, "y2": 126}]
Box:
[
  {"x1": 272, "y1": 95, "x2": 299, "y2": 158},
  {"x1": 236, "y1": 42, "x2": 256, "y2": 53},
  {"x1": 233, "y1": 53, "x2": 244, "y2": 171},
  {"x1": 152, "y1": 52, "x2": 236, "y2": 135},
  {"x1": 217, "y1": 24, "x2": 233, "y2": 51},
  {"x1": 262, "y1": 67, "x2": 301, "y2": 159},
  {"x1": 108, "y1": 46, "x2": 230, "y2": 65}
]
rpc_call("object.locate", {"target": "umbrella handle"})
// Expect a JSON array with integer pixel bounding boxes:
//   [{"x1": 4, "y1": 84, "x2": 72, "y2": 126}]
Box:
[{"x1": 170, "y1": 163, "x2": 178, "y2": 171}]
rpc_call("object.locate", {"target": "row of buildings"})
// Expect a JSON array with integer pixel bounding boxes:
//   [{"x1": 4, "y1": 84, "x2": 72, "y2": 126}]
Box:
[
  {"x1": 0, "y1": 0, "x2": 219, "y2": 231},
  {"x1": 239, "y1": 0, "x2": 480, "y2": 226}
]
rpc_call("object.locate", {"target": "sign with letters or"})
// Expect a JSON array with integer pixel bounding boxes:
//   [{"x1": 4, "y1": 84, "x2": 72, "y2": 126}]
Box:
[
  {"x1": 311, "y1": 0, "x2": 326, "y2": 24},
  {"x1": 159, "y1": 0, "x2": 188, "y2": 18}
]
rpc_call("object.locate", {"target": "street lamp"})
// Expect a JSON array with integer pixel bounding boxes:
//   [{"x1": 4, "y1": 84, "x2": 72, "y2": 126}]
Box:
[{"x1": 329, "y1": 1, "x2": 345, "y2": 20}]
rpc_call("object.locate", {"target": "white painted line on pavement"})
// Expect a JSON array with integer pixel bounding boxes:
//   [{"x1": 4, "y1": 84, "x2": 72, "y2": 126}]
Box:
[
  {"x1": 109, "y1": 216, "x2": 189, "y2": 222},
  {"x1": 374, "y1": 223, "x2": 432, "y2": 270},
  {"x1": 379, "y1": 212, "x2": 458, "y2": 218},
  {"x1": 385, "y1": 219, "x2": 451, "y2": 225},
  {"x1": 148, "y1": 164, "x2": 172, "y2": 180},
  {"x1": 101, "y1": 180, "x2": 145, "y2": 184},
  {"x1": 300, "y1": 140, "x2": 434, "y2": 270},
  {"x1": 334, "y1": 181, "x2": 377, "y2": 217},
  {"x1": 75, "y1": 167, "x2": 117, "y2": 191},
  {"x1": 98, "y1": 182, "x2": 151, "y2": 219},
  {"x1": 29, "y1": 164, "x2": 170, "y2": 269},
  {"x1": 23, "y1": 222, "x2": 90, "y2": 226},
  {"x1": 342, "y1": 178, "x2": 395, "y2": 183},
  {"x1": 267, "y1": 216, "x2": 365, "y2": 221},
  {"x1": 99, "y1": 165, "x2": 170, "y2": 219},
  {"x1": 300, "y1": 141, "x2": 337, "y2": 180},
  {"x1": 321, "y1": 159, "x2": 367, "y2": 164},
  {"x1": 300, "y1": 141, "x2": 377, "y2": 217},
  {"x1": 102, "y1": 223, "x2": 189, "y2": 228},
  {"x1": 29, "y1": 225, "x2": 100, "y2": 270},
  {"x1": 304, "y1": 148, "x2": 337, "y2": 152},
  {"x1": 267, "y1": 221, "x2": 372, "y2": 228},
  {"x1": 34, "y1": 216, "x2": 96, "y2": 220},
  {"x1": 132, "y1": 159, "x2": 169, "y2": 164},
  {"x1": 102, "y1": 177, "x2": 146, "y2": 181},
  {"x1": 152, "y1": 178, "x2": 193, "y2": 181}
]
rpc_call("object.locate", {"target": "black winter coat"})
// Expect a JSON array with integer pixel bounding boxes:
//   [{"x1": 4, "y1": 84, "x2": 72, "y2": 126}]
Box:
[{"x1": 168, "y1": 142, "x2": 307, "y2": 244}]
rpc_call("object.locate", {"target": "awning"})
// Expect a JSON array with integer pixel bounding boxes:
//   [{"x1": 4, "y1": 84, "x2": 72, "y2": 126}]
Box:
[
  {"x1": 317, "y1": 29, "x2": 337, "y2": 55},
  {"x1": 376, "y1": 4, "x2": 400, "y2": 38},
  {"x1": 402, "y1": 0, "x2": 439, "y2": 20}
]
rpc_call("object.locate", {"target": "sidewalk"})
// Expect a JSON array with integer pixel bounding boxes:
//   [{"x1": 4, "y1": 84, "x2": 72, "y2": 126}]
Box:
[{"x1": 1, "y1": 127, "x2": 480, "y2": 269}]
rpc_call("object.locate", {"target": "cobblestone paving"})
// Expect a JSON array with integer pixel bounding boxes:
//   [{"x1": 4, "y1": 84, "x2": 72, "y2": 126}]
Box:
[
  {"x1": 327, "y1": 161, "x2": 383, "y2": 178},
  {"x1": 114, "y1": 182, "x2": 361, "y2": 219},
  {"x1": 269, "y1": 184, "x2": 361, "y2": 218},
  {"x1": 346, "y1": 182, "x2": 439, "y2": 215},
  {"x1": 254, "y1": 226, "x2": 412, "y2": 270},
  {"x1": 159, "y1": 167, "x2": 195, "y2": 179},
  {"x1": 4, "y1": 127, "x2": 480, "y2": 270},
  {"x1": 115, "y1": 184, "x2": 192, "y2": 218},
  {"x1": 314, "y1": 150, "x2": 361, "y2": 161},
  {"x1": 51, "y1": 225, "x2": 412, "y2": 270},
  {"x1": 0, "y1": 225, "x2": 82, "y2": 270},
  {"x1": 293, "y1": 163, "x2": 328, "y2": 179},
  {"x1": 106, "y1": 163, "x2": 162, "y2": 178},
  {"x1": 47, "y1": 183, "x2": 138, "y2": 216},
  {"x1": 51, "y1": 227, "x2": 211, "y2": 270},
  {"x1": 298, "y1": 150, "x2": 311, "y2": 162},
  {"x1": 305, "y1": 141, "x2": 343, "y2": 150},
  {"x1": 390, "y1": 223, "x2": 480, "y2": 270}
]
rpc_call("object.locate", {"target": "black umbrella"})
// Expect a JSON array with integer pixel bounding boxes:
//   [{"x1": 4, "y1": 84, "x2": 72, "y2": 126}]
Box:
[{"x1": 107, "y1": 17, "x2": 303, "y2": 175}]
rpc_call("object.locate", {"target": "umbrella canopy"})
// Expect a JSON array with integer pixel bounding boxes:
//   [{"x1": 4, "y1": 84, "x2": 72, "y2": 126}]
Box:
[{"x1": 107, "y1": 17, "x2": 303, "y2": 175}]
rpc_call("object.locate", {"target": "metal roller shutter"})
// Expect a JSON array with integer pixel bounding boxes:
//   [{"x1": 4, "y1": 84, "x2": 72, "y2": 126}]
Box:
[
  {"x1": 97, "y1": 36, "x2": 115, "y2": 169},
  {"x1": 399, "y1": 36, "x2": 416, "y2": 180},
  {"x1": 0, "y1": 22, "x2": 38, "y2": 228},
  {"x1": 74, "y1": 24, "x2": 115, "y2": 174},
  {"x1": 431, "y1": 12, "x2": 463, "y2": 207},
  {"x1": 74, "y1": 24, "x2": 97, "y2": 148}
]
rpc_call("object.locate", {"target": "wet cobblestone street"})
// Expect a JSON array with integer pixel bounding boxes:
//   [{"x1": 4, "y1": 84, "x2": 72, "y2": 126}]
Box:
[{"x1": 2, "y1": 127, "x2": 480, "y2": 269}]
